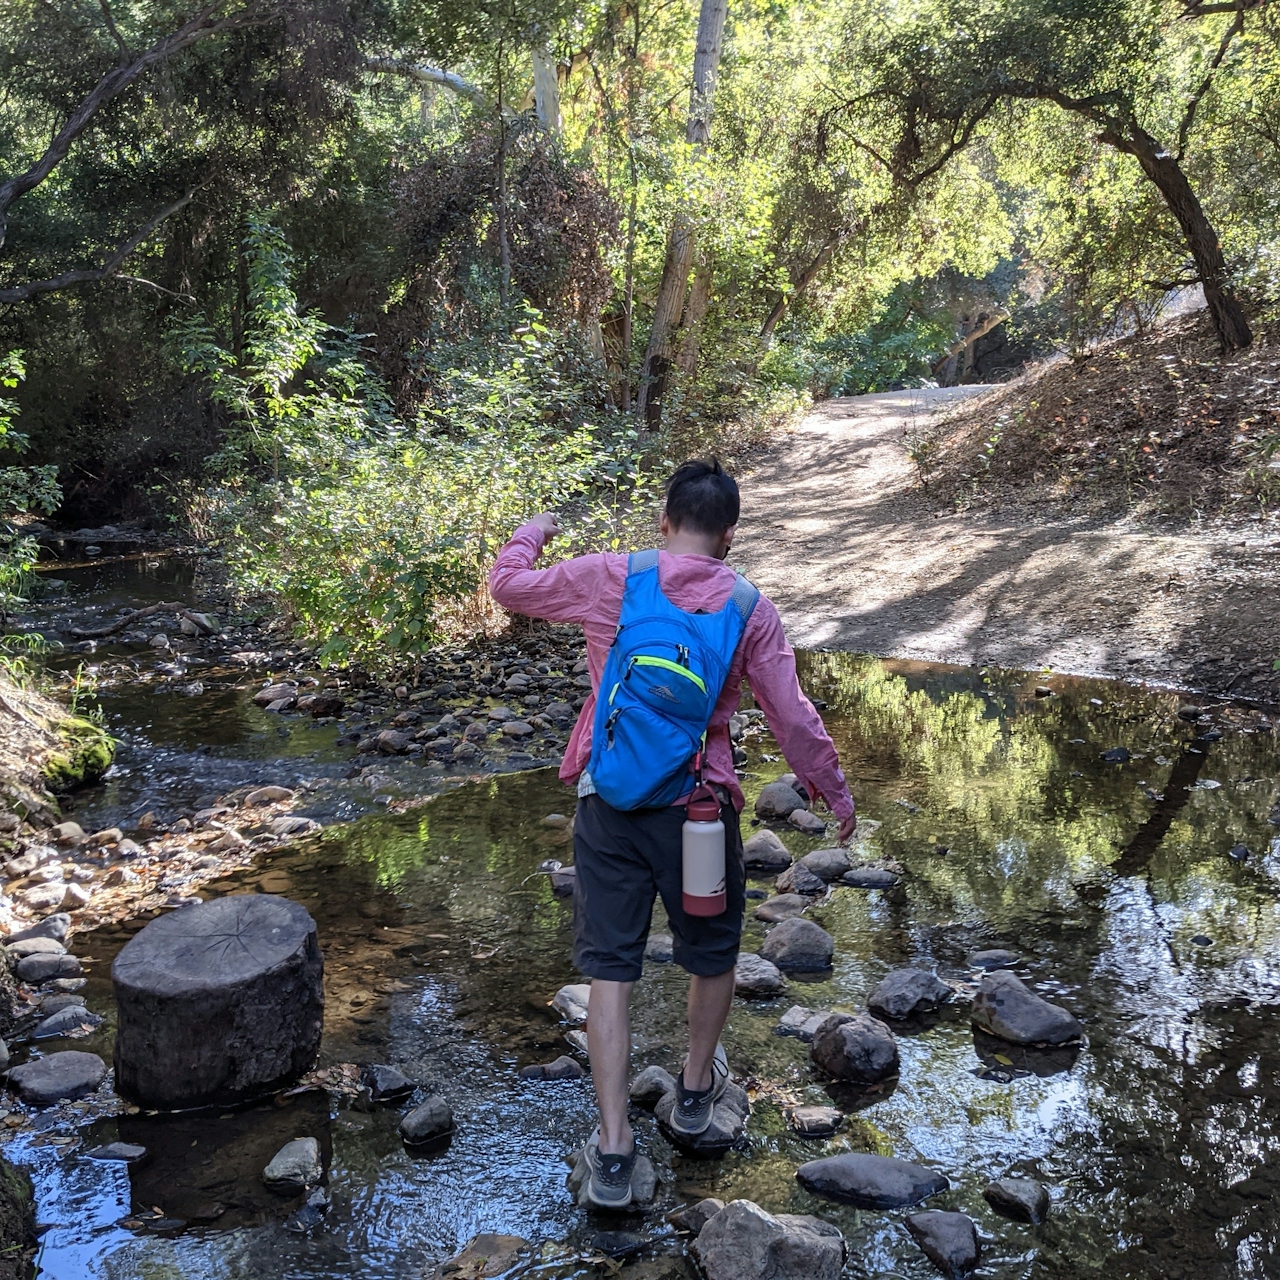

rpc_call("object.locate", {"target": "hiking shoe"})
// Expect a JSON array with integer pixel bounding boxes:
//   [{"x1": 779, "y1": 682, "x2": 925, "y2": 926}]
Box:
[
  {"x1": 669, "y1": 1043, "x2": 730, "y2": 1137},
  {"x1": 585, "y1": 1128, "x2": 636, "y2": 1209}
]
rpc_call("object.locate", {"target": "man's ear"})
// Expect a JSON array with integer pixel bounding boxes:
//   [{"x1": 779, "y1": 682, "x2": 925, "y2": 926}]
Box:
[
  {"x1": 659, "y1": 509, "x2": 672, "y2": 538},
  {"x1": 722, "y1": 523, "x2": 738, "y2": 548}
]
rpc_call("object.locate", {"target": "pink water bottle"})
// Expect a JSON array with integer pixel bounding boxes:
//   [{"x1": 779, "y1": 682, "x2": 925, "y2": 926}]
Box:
[{"x1": 683, "y1": 782, "x2": 726, "y2": 917}]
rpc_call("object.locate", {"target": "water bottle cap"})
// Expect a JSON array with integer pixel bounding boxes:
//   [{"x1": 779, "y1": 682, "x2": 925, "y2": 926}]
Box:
[{"x1": 686, "y1": 784, "x2": 720, "y2": 822}]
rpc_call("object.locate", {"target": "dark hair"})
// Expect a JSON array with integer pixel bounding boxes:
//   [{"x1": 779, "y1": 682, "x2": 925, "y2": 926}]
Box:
[{"x1": 664, "y1": 458, "x2": 740, "y2": 535}]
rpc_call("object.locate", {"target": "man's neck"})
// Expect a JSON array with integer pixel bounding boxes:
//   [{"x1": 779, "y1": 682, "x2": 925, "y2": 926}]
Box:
[{"x1": 663, "y1": 530, "x2": 728, "y2": 559}]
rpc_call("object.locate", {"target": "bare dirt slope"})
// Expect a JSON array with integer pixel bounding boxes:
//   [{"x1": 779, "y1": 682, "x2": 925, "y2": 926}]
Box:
[{"x1": 733, "y1": 387, "x2": 1280, "y2": 705}]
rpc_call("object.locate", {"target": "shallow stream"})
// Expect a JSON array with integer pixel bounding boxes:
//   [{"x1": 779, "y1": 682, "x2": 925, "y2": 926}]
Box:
[{"x1": 7, "y1": 564, "x2": 1280, "y2": 1279}]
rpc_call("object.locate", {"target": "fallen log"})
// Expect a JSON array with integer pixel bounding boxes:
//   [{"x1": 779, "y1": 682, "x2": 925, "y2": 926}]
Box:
[{"x1": 67, "y1": 602, "x2": 217, "y2": 640}]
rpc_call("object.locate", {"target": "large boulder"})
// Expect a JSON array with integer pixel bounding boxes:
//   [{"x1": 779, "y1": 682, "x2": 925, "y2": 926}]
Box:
[
  {"x1": 868, "y1": 968, "x2": 952, "y2": 1021},
  {"x1": 112, "y1": 895, "x2": 324, "y2": 1109},
  {"x1": 760, "y1": 918, "x2": 834, "y2": 972},
  {"x1": 3, "y1": 1051, "x2": 106, "y2": 1106},
  {"x1": 810, "y1": 1013, "x2": 898, "y2": 1084},
  {"x1": 692, "y1": 1200, "x2": 845, "y2": 1280},
  {"x1": 755, "y1": 781, "x2": 807, "y2": 820},
  {"x1": 796, "y1": 1152, "x2": 948, "y2": 1208},
  {"x1": 905, "y1": 1210, "x2": 980, "y2": 1279},
  {"x1": 743, "y1": 830, "x2": 792, "y2": 874},
  {"x1": 971, "y1": 970, "x2": 1082, "y2": 1045}
]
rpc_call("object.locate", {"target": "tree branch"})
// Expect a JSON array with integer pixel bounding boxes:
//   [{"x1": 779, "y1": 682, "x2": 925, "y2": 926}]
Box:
[
  {"x1": 365, "y1": 55, "x2": 490, "y2": 110},
  {"x1": 0, "y1": 190, "x2": 196, "y2": 305},
  {"x1": 1176, "y1": 5, "x2": 1245, "y2": 158},
  {"x1": 0, "y1": 2, "x2": 273, "y2": 250},
  {"x1": 97, "y1": 0, "x2": 130, "y2": 60},
  {"x1": 1181, "y1": 0, "x2": 1264, "y2": 15},
  {"x1": 931, "y1": 311, "x2": 1009, "y2": 374}
]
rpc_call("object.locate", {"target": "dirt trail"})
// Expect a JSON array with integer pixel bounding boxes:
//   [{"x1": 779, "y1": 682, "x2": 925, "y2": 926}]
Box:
[{"x1": 734, "y1": 388, "x2": 1280, "y2": 705}]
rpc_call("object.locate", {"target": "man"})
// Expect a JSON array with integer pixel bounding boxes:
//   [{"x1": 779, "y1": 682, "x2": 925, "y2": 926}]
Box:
[{"x1": 489, "y1": 458, "x2": 856, "y2": 1208}]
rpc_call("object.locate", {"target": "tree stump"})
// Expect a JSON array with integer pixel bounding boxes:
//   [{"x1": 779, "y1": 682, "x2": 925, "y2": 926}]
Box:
[{"x1": 112, "y1": 895, "x2": 323, "y2": 1110}]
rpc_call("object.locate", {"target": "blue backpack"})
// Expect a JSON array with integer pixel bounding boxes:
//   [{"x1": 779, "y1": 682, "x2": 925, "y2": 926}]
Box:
[{"x1": 587, "y1": 550, "x2": 759, "y2": 810}]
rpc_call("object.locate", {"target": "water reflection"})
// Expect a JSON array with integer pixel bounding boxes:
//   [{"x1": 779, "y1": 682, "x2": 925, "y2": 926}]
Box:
[{"x1": 11, "y1": 652, "x2": 1280, "y2": 1279}]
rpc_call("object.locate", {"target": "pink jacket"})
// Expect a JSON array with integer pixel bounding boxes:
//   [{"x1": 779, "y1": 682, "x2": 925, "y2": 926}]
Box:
[{"x1": 488, "y1": 523, "x2": 854, "y2": 820}]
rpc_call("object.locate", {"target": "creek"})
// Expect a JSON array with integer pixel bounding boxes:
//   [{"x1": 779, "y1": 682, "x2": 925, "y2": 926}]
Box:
[{"x1": 6, "y1": 559, "x2": 1280, "y2": 1279}]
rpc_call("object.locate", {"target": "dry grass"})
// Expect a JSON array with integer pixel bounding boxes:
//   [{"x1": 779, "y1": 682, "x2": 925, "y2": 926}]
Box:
[{"x1": 927, "y1": 313, "x2": 1280, "y2": 521}]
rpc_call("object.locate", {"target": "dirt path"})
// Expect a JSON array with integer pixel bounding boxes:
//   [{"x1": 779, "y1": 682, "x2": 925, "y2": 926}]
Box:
[{"x1": 734, "y1": 388, "x2": 1280, "y2": 705}]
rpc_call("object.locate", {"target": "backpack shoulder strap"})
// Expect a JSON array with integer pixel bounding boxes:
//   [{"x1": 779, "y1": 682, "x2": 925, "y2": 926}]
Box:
[
  {"x1": 628, "y1": 548, "x2": 659, "y2": 575},
  {"x1": 729, "y1": 573, "x2": 760, "y2": 624}
]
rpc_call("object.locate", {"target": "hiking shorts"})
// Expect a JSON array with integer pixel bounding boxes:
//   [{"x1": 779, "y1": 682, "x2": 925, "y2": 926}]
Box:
[{"x1": 571, "y1": 791, "x2": 746, "y2": 983}]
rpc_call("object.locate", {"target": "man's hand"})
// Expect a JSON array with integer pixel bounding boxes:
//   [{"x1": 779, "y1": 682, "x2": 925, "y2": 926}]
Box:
[
  {"x1": 531, "y1": 512, "x2": 562, "y2": 541},
  {"x1": 836, "y1": 812, "x2": 858, "y2": 846}
]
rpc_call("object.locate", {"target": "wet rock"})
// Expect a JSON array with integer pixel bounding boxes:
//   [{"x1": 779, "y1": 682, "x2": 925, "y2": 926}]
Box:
[
  {"x1": 86, "y1": 1142, "x2": 148, "y2": 1163},
  {"x1": 983, "y1": 1176, "x2": 1050, "y2": 1224},
  {"x1": 549, "y1": 866, "x2": 577, "y2": 897},
  {"x1": 644, "y1": 932, "x2": 674, "y2": 963},
  {"x1": 18, "y1": 882, "x2": 67, "y2": 913},
  {"x1": 775, "y1": 1005, "x2": 831, "y2": 1041},
  {"x1": 271, "y1": 816, "x2": 321, "y2": 837},
  {"x1": 754, "y1": 894, "x2": 810, "y2": 923},
  {"x1": 629, "y1": 1065, "x2": 676, "y2": 1108},
  {"x1": 760, "y1": 918, "x2": 834, "y2": 971},
  {"x1": 86, "y1": 827, "x2": 122, "y2": 847},
  {"x1": 246, "y1": 786, "x2": 295, "y2": 806},
  {"x1": 838, "y1": 867, "x2": 900, "y2": 889},
  {"x1": 361, "y1": 1064, "x2": 414, "y2": 1105},
  {"x1": 263, "y1": 1137, "x2": 323, "y2": 1193},
  {"x1": 3, "y1": 1050, "x2": 106, "y2": 1106},
  {"x1": 798, "y1": 848, "x2": 852, "y2": 882},
  {"x1": 40, "y1": 993, "x2": 86, "y2": 1013},
  {"x1": 734, "y1": 953, "x2": 787, "y2": 998},
  {"x1": 462, "y1": 721, "x2": 490, "y2": 743},
  {"x1": 376, "y1": 730, "x2": 413, "y2": 755},
  {"x1": 811, "y1": 1013, "x2": 899, "y2": 1083},
  {"x1": 972, "y1": 971, "x2": 1082, "y2": 1045},
  {"x1": 8, "y1": 913, "x2": 71, "y2": 944},
  {"x1": 399, "y1": 1095, "x2": 453, "y2": 1145},
  {"x1": 789, "y1": 1105, "x2": 843, "y2": 1137},
  {"x1": 667, "y1": 1197, "x2": 724, "y2": 1235},
  {"x1": 755, "y1": 781, "x2": 807, "y2": 820},
  {"x1": 112, "y1": 895, "x2": 324, "y2": 1109},
  {"x1": 518, "y1": 1055, "x2": 584, "y2": 1081},
  {"x1": 425, "y1": 1233, "x2": 527, "y2": 1280},
  {"x1": 969, "y1": 949, "x2": 1019, "y2": 970},
  {"x1": 552, "y1": 983, "x2": 591, "y2": 1022},
  {"x1": 655, "y1": 1080, "x2": 751, "y2": 1155},
  {"x1": 32, "y1": 1004, "x2": 102, "y2": 1038},
  {"x1": 868, "y1": 969, "x2": 952, "y2": 1021},
  {"x1": 796, "y1": 1151, "x2": 948, "y2": 1208},
  {"x1": 1228, "y1": 843, "x2": 1250, "y2": 863},
  {"x1": 1101, "y1": 747, "x2": 1131, "y2": 764},
  {"x1": 16, "y1": 952, "x2": 81, "y2": 983},
  {"x1": 692, "y1": 1199, "x2": 845, "y2": 1280},
  {"x1": 788, "y1": 809, "x2": 827, "y2": 835},
  {"x1": 50, "y1": 822, "x2": 85, "y2": 846},
  {"x1": 253, "y1": 683, "x2": 296, "y2": 709},
  {"x1": 775, "y1": 863, "x2": 827, "y2": 897},
  {"x1": 743, "y1": 830, "x2": 792, "y2": 874},
  {"x1": 6, "y1": 936, "x2": 66, "y2": 958},
  {"x1": 905, "y1": 1210, "x2": 980, "y2": 1279}
]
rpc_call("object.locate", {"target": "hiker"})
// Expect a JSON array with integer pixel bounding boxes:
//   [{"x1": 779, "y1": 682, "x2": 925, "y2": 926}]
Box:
[{"x1": 489, "y1": 458, "x2": 856, "y2": 1208}]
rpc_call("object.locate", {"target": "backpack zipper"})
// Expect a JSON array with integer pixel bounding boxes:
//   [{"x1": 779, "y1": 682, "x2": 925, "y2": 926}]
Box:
[{"x1": 626, "y1": 655, "x2": 707, "y2": 694}]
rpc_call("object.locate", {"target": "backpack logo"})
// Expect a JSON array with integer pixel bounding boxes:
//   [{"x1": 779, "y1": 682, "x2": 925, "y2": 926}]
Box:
[{"x1": 646, "y1": 681, "x2": 679, "y2": 703}]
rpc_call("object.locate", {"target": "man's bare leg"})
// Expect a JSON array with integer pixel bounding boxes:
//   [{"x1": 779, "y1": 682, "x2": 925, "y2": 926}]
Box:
[
  {"x1": 587, "y1": 979, "x2": 634, "y2": 1154},
  {"x1": 684, "y1": 967, "x2": 735, "y2": 1089}
]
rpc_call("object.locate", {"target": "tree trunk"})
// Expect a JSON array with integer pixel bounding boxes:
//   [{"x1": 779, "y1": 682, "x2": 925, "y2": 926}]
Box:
[
  {"x1": 532, "y1": 48, "x2": 561, "y2": 134},
  {"x1": 636, "y1": 0, "x2": 728, "y2": 427},
  {"x1": 676, "y1": 253, "x2": 713, "y2": 374},
  {"x1": 760, "y1": 233, "x2": 841, "y2": 340},
  {"x1": 1106, "y1": 123, "x2": 1252, "y2": 351}
]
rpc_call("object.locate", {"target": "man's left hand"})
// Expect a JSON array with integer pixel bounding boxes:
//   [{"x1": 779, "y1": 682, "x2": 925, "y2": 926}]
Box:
[{"x1": 836, "y1": 812, "x2": 857, "y2": 846}]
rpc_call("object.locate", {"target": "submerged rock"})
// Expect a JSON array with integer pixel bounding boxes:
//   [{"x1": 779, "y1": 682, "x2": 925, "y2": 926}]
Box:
[
  {"x1": 692, "y1": 1199, "x2": 845, "y2": 1280},
  {"x1": 4, "y1": 1051, "x2": 106, "y2": 1106},
  {"x1": 263, "y1": 1137, "x2": 323, "y2": 1193},
  {"x1": 518, "y1": 1055, "x2": 584, "y2": 1081},
  {"x1": 734, "y1": 953, "x2": 787, "y2": 998},
  {"x1": 743, "y1": 830, "x2": 792, "y2": 874},
  {"x1": 983, "y1": 1177, "x2": 1051, "y2": 1224},
  {"x1": 905, "y1": 1210, "x2": 980, "y2": 1279},
  {"x1": 796, "y1": 1152, "x2": 948, "y2": 1208},
  {"x1": 838, "y1": 867, "x2": 900, "y2": 889},
  {"x1": 754, "y1": 893, "x2": 810, "y2": 923},
  {"x1": 760, "y1": 918, "x2": 834, "y2": 971},
  {"x1": 86, "y1": 1142, "x2": 147, "y2": 1163},
  {"x1": 810, "y1": 1013, "x2": 898, "y2": 1084},
  {"x1": 425, "y1": 1234, "x2": 527, "y2": 1280},
  {"x1": 972, "y1": 971, "x2": 1082, "y2": 1045},
  {"x1": 868, "y1": 968, "x2": 952, "y2": 1021},
  {"x1": 968, "y1": 948, "x2": 1020, "y2": 970},
  {"x1": 32, "y1": 1004, "x2": 102, "y2": 1038}
]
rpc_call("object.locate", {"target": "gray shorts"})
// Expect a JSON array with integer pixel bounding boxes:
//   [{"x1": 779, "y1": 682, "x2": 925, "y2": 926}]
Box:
[{"x1": 571, "y1": 792, "x2": 746, "y2": 982}]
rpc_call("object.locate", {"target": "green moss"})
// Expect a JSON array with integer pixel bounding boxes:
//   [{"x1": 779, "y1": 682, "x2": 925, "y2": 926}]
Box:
[{"x1": 43, "y1": 715, "x2": 115, "y2": 791}]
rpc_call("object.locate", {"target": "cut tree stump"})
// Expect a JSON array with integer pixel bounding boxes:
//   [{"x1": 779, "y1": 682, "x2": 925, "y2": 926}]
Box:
[{"x1": 112, "y1": 895, "x2": 324, "y2": 1109}]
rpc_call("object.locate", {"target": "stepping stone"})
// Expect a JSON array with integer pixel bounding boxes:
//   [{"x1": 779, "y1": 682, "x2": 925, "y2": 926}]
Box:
[
  {"x1": 868, "y1": 969, "x2": 952, "y2": 1020},
  {"x1": 263, "y1": 1137, "x2": 323, "y2": 1193},
  {"x1": 5, "y1": 937, "x2": 66, "y2": 959},
  {"x1": 755, "y1": 781, "x2": 806, "y2": 820},
  {"x1": 775, "y1": 1005, "x2": 830, "y2": 1042},
  {"x1": 693, "y1": 1200, "x2": 845, "y2": 1280},
  {"x1": 112, "y1": 895, "x2": 324, "y2": 1109},
  {"x1": 743, "y1": 830, "x2": 791, "y2": 874},
  {"x1": 655, "y1": 1080, "x2": 751, "y2": 1156},
  {"x1": 552, "y1": 984, "x2": 591, "y2": 1022},
  {"x1": 667, "y1": 1197, "x2": 725, "y2": 1235},
  {"x1": 983, "y1": 1177, "x2": 1050, "y2": 1224},
  {"x1": 518, "y1": 1055, "x2": 584, "y2": 1080},
  {"x1": 789, "y1": 1105, "x2": 843, "y2": 1137},
  {"x1": 399, "y1": 1095, "x2": 453, "y2": 1145},
  {"x1": 968, "y1": 949, "x2": 1020, "y2": 970},
  {"x1": 810, "y1": 1013, "x2": 898, "y2": 1083},
  {"x1": 905, "y1": 1210, "x2": 980, "y2": 1278},
  {"x1": 16, "y1": 953, "x2": 82, "y2": 984},
  {"x1": 838, "y1": 868, "x2": 899, "y2": 889},
  {"x1": 4, "y1": 1051, "x2": 106, "y2": 1106},
  {"x1": 630, "y1": 1065, "x2": 676, "y2": 1108},
  {"x1": 735, "y1": 953, "x2": 786, "y2": 998},
  {"x1": 361, "y1": 1064, "x2": 414, "y2": 1104},
  {"x1": 8, "y1": 913, "x2": 71, "y2": 945},
  {"x1": 32, "y1": 1004, "x2": 102, "y2": 1038},
  {"x1": 971, "y1": 971, "x2": 1081, "y2": 1045},
  {"x1": 775, "y1": 863, "x2": 826, "y2": 896},
  {"x1": 754, "y1": 894, "x2": 809, "y2": 923},
  {"x1": 797, "y1": 848, "x2": 852, "y2": 882},
  {"x1": 796, "y1": 1152, "x2": 948, "y2": 1208},
  {"x1": 760, "y1": 918, "x2": 834, "y2": 971},
  {"x1": 567, "y1": 1147, "x2": 658, "y2": 1207},
  {"x1": 788, "y1": 810, "x2": 827, "y2": 835}
]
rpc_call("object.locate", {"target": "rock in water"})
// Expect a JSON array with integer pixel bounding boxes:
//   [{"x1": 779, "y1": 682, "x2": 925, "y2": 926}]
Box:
[
  {"x1": 112, "y1": 895, "x2": 324, "y2": 1109},
  {"x1": 754, "y1": 894, "x2": 810, "y2": 923},
  {"x1": 775, "y1": 1005, "x2": 831, "y2": 1041},
  {"x1": 838, "y1": 867, "x2": 899, "y2": 889},
  {"x1": 361, "y1": 1064, "x2": 414, "y2": 1105},
  {"x1": 968, "y1": 949, "x2": 1019, "y2": 970},
  {"x1": 692, "y1": 1199, "x2": 845, "y2": 1280},
  {"x1": 426, "y1": 1234, "x2": 527, "y2": 1280},
  {"x1": 755, "y1": 781, "x2": 807, "y2": 820},
  {"x1": 789, "y1": 1105, "x2": 843, "y2": 1137},
  {"x1": 788, "y1": 809, "x2": 827, "y2": 835},
  {"x1": 743, "y1": 830, "x2": 792, "y2": 874},
  {"x1": 905, "y1": 1210, "x2": 980, "y2": 1279},
  {"x1": 971, "y1": 970, "x2": 1082, "y2": 1045},
  {"x1": 734, "y1": 953, "x2": 787, "y2": 998},
  {"x1": 15, "y1": 953, "x2": 82, "y2": 983},
  {"x1": 3, "y1": 1051, "x2": 106, "y2": 1106},
  {"x1": 983, "y1": 1177, "x2": 1050, "y2": 1224},
  {"x1": 810, "y1": 1013, "x2": 899, "y2": 1083},
  {"x1": 796, "y1": 1152, "x2": 948, "y2": 1208},
  {"x1": 551, "y1": 983, "x2": 591, "y2": 1022},
  {"x1": 868, "y1": 969, "x2": 952, "y2": 1020},
  {"x1": 263, "y1": 1137, "x2": 323, "y2": 1193},
  {"x1": 655, "y1": 1081, "x2": 751, "y2": 1156},
  {"x1": 86, "y1": 1143, "x2": 148, "y2": 1163},
  {"x1": 629, "y1": 1065, "x2": 676, "y2": 1108},
  {"x1": 667, "y1": 1198, "x2": 725, "y2": 1235},
  {"x1": 775, "y1": 863, "x2": 827, "y2": 897},
  {"x1": 798, "y1": 848, "x2": 852, "y2": 881},
  {"x1": 567, "y1": 1148, "x2": 657, "y2": 1208},
  {"x1": 518, "y1": 1055, "x2": 584, "y2": 1081},
  {"x1": 760, "y1": 918, "x2": 834, "y2": 971},
  {"x1": 399, "y1": 1095, "x2": 453, "y2": 1145}
]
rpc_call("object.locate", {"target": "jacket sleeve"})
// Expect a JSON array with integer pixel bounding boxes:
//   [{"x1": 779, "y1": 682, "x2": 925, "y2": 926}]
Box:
[
  {"x1": 741, "y1": 599, "x2": 855, "y2": 822},
  {"x1": 488, "y1": 523, "x2": 611, "y2": 624}
]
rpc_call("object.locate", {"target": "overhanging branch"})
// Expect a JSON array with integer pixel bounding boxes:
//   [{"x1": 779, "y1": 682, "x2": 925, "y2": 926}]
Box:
[{"x1": 365, "y1": 55, "x2": 490, "y2": 110}]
